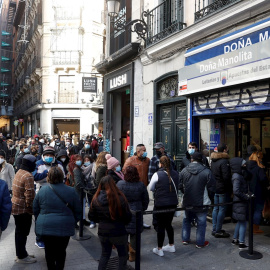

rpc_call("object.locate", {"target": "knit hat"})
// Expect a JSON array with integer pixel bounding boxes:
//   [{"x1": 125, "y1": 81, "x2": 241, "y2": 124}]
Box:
[
  {"x1": 43, "y1": 146, "x2": 55, "y2": 156},
  {"x1": 0, "y1": 150, "x2": 6, "y2": 158},
  {"x1": 34, "y1": 134, "x2": 40, "y2": 139},
  {"x1": 105, "y1": 154, "x2": 119, "y2": 170},
  {"x1": 247, "y1": 145, "x2": 257, "y2": 156}
]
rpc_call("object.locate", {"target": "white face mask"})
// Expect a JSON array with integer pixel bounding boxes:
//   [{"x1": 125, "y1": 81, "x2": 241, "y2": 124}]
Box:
[
  {"x1": 0, "y1": 158, "x2": 5, "y2": 164},
  {"x1": 40, "y1": 139, "x2": 45, "y2": 143},
  {"x1": 60, "y1": 158, "x2": 66, "y2": 163}
]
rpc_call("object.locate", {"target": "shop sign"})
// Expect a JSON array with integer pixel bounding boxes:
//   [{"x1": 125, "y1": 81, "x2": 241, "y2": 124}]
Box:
[
  {"x1": 14, "y1": 120, "x2": 19, "y2": 126},
  {"x1": 82, "y1": 77, "x2": 97, "y2": 93},
  {"x1": 179, "y1": 18, "x2": 270, "y2": 96},
  {"x1": 109, "y1": 73, "x2": 129, "y2": 90},
  {"x1": 209, "y1": 123, "x2": 220, "y2": 150},
  {"x1": 18, "y1": 119, "x2": 24, "y2": 123}
]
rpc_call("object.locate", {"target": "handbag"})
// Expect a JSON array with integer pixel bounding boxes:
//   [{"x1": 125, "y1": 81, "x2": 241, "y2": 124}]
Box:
[{"x1": 49, "y1": 184, "x2": 74, "y2": 212}]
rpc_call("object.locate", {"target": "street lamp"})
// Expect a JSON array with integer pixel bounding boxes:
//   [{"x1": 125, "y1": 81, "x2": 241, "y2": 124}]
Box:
[
  {"x1": 106, "y1": 0, "x2": 148, "y2": 42},
  {"x1": 106, "y1": 0, "x2": 121, "y2": 17},
  {"x1": 25, "y1": 76, "x2": 30, "y2": 85}
]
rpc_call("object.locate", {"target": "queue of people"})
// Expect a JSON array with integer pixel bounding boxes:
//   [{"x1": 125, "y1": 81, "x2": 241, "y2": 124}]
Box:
[{"x1": 0, "y1": 132, "x2": 269, "y2": 269}]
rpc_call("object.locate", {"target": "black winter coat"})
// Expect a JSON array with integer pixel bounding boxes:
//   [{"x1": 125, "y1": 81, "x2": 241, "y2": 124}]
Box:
[
  {"x1": 180, "y1": 151, "x2": 209, "y2": 171},
  {"x1": 230, "y1": 157, "x2": 249, "y2": 221},
  {"x1": 210, "y1": 152, "x2": 232, "y2": 194},
  {"x1": 88, "y1": 190, "x2": 132, "y2": 237},
  {"x1": 248, "y1": 160, "x2": 269, "y2": 204},
  {"x1": 153, "y1": 168, "x2": 179, "y2": 208},
  {"x1": 180, "y1": 162, "x2": 216, "y2": 210},
  {"x1": 107, "y1": 169, "x2": 123, "y2": 184},
  {"x1": 117, "y1": 180, "x2": 149, "y2": 234}
]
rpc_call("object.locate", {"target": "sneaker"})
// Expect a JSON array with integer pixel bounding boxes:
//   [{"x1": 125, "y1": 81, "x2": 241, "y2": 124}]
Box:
[
  {"x1": 15, "y1": 256, "x2": 37, "y2": 264},
  {"x1": 231, "y1": 239, "x2": 239, "y2": 245},
  {"x1": 143, "y1": 223, "x2": 151, "y2": 229},
  {"x1": 35, "y1": 241, "x2": 45, "y2": 249},
  {"x1": 89, "y1": 223, "x2": 96, "y2": 229},
  {"x1": 162, "y1": 244, "x2": 175, "y2": 253},
  {"x1": 211, "y1": 231, "x2": 216, "y2": 236},
  {"x1": 215, "y1": 231, "x2": 230, "y2": 238},
  {"x1": 153, "y1": 247, "x2": 164, "y2": 256},
  {"x1": 239, "y1": 243, "x2": 248, "y2": 250},
  {"x1": 15, "y1": 254, "x2": 35, "y2": 261},
  {"x1": 196, "y1": 241, "x2": 209, "y2": 249},
  {"x1": 182, "y1": 241, "x2": 190, "y2": 245}
]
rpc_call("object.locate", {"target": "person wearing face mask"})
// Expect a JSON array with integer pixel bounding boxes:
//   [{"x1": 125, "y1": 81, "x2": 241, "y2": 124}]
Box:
[
  {"x1": 180, "y1": 142, "x2": 209, "y2": 172},
  {"x1": 54, "y1": 139, "x2": 65, "y2": 155},
  {"x1": 12, "y1": 155, "x2": 37, "y2": 264},
  {"x1": 31, "y1": 135, "x2": 43, "y2": 155},
  {"x1": 105, "y1": 154, "x2": 124, "y2": 184},
  {"x1": 0, "y1": 150, "x2": 15, "y2": 194},
  {"x1": 123, "y1": 144, "x2": 150, "y2": 187},
  {"x1": 7, "y1": 139, "x2": 16, "y2": 165},
  {"x1": 56, "y1": 149, "x2": 69, "y2": 176},
  {"x1": 67, "y1": 154, "x2": 90, "y2": 226},
  {"x1": 148, "y1": 142, "x2": 176, "y2": 182},
  {"x1": 79, "y1": 139, "x2": 96, "y2": 160},
  {"x1": 33, "y1": 146, "x2": 66, "y2": 248},
  {"x1": 14, "y1": 144, "x2": 29, "y2": 172}
]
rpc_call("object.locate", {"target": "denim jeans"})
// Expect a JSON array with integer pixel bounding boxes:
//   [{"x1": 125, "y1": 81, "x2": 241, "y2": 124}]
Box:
[
  {"x1": 182, "y1": 210, "x2": 208, "y2": 246},
  {"x1": 233, "y1": 221, "x2": 247, "y2": 243},
  {"x1": 98, "y1": 235, "x2": 128, "y2": 270},
  {"x1": 212, "y1": 193, "x2": 229, "y2": 233},
  {"x1": 253, "y1": 203, "x2": 264, "y2": 225}
]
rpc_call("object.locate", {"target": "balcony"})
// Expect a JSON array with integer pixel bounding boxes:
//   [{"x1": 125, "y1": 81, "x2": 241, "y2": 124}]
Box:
[
  {"x1": 146, "y1": 0, "x2": 184, "y2": 46},
  {"x1": 58, "y1": 91, "x2": 78, "y2": 104},
  {"x1": 195, "y1": 0, "x2": 242, "y2": 21},
  {"x1": 52, "y1": 51, "x2": 81, "y2": 65}
]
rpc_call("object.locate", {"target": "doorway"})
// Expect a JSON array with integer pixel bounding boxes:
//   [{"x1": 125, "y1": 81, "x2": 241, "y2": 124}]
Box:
[
  {"x1": 53, "y1": 119, "x2": 80, "y2": 138},
  {"x1": 156, "y1": 101, "x2": 187, "y2": 170}
]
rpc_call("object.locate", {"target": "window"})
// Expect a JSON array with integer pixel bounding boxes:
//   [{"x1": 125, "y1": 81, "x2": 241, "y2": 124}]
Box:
[{"x1": 58, "y1": 76, "x2": 76, "y2": 103}]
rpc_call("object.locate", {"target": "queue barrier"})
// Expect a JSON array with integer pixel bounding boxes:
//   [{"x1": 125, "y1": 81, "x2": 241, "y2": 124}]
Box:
[{"x1": 81, "y1": 187, "x2": 263, "y2": 269}]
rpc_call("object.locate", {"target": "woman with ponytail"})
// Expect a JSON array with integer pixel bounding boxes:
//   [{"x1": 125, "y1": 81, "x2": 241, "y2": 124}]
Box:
[
  {"x1": 148, "y1": 155, "x2": 179, "y2": 257},
  {"x1": 89, "y1": 176, "x2": 132, "y2": 270}
]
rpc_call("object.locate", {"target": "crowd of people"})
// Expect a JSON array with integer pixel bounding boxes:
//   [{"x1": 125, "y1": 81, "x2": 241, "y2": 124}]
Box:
[{"x1": 0, "y1": 133, "x2": 269, "y2": 269}]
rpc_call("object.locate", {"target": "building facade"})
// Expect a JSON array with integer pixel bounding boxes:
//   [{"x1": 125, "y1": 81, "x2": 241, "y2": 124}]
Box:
[
  {"x1": 11, "y1": 0, "x2": 105, "y2": 138},
  {"x1": 98, "y1": 0, "x2": 270, "y2": 169}
]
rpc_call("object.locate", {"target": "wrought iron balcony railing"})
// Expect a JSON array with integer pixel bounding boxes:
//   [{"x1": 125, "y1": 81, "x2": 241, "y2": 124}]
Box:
[
  {"x1": 195, "y1": 0, "x2": 242, "y2": 21},
  {"x1": 58, "y1": 91, "x2": 78, "y2": 104},
  {"x1": 52, "y1": 51, "x2": 81, "y2": 65},
  {"x1": 146, "y1": 0, "x2": 184, "y2": 46}
]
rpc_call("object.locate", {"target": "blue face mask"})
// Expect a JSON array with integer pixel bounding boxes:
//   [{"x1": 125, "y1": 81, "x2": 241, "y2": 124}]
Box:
[
  {"x1": 76, "y1": 160, "x2": 82, "y2": 166},
  {"x1": 24, "y1": 148, "x2": 30, "y2": 153},
  {"x1": 85, "y1": 144, "x2": 90, "y2": 149},
  {"x1": 44, "y1": 156, "x2": 53, "y2": 163},
  {"x1": 142, "y1": 152, "x2": 147, "y2": 158},
  {"x1": 188, "y1": 149, "x2": 195, "y2": 155},
  {"x1": 115, "y1": 165, "x2": 121, "y2": 172},
  {"x1": 84, "y1": 161, "x2": 90, "y2": 166}
]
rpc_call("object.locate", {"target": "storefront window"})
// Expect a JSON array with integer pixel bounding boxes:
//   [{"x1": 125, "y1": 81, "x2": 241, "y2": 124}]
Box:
[{"x1": 157, "y1": 76, "x2": 178, "y2": 100}]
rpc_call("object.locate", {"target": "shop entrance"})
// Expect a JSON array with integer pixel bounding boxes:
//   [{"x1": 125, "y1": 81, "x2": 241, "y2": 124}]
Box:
[
  {"x1": 111, "y1": 90, "x2": 130, "y2": 165},
  {"x1": 156, "y1": 101, "x2": 187, "y2": 171},
  {"x1": 53, "y1": 119, "x2": 80, "y2": 138},
  {"x1": 199, "y1": 115, "x2": 270, "y2": 174}
]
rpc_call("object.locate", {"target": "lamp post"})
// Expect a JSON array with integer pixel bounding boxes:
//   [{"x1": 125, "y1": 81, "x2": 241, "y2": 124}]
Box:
[{"x1": 106, "y1": 0, "x2": 148, "y2": 42}]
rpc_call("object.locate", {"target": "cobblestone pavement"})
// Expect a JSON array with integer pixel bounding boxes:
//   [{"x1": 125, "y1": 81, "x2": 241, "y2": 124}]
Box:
[{"x1": 1, "y1": 201, "x2": 270, "y2": 270}]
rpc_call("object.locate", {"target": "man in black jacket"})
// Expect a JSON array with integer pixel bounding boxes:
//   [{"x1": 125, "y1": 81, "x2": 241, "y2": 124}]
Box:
[
  {"x1": 180, "y1": 142, "x2": 209, "y2": 171},
  {"x1": 180, "y1": 152, "x2": 215, "y2": 248},
  {"x1": 210, "y1": 143, "x2": 232, "y2": 238}
]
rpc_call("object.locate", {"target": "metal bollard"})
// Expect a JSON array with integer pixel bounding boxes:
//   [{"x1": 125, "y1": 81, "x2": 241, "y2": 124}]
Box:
[
  {"x1": 135, "y1": 210, "x2": 142, "y2": 270},
  {"x1": 73, "y1": 188, "x2": 91, "y2": 241},
  {"x1": 239, "y1": 195, "x2": 263, "y2": 260}
]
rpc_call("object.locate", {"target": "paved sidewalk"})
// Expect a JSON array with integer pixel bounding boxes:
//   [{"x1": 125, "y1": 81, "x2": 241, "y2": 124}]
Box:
[{"x1": 1, "y1": 201, "x2": 270, "y2": 270}]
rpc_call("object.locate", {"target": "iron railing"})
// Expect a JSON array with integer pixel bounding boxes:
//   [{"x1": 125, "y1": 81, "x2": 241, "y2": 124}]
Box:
[
  {"x1": 195, "y1": 0, "x2": 242, "y2": 21},
  {"x1": 58, "y1": 91, "x2": 78, "y2": 104},
  {"x1": 53, "y1": 51, "x2": 81, "y2": 65},
  {"x1": 146, "y1": 0, "x2": 184, "y2": 46}
]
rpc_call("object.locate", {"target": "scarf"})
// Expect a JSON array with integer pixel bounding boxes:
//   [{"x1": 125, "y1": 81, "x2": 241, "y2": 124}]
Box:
[{"x1": 114, "y1": 171, "x2": 125, "y2": 180}]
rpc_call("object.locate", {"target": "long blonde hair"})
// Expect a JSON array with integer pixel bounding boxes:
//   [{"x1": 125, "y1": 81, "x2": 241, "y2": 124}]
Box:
[
  {"x1": 249, "y1": 151, "x2": 265, "y2": 169},
  {"x1": 96, "y1": 151, "x2": 109, "y2": 169}
]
